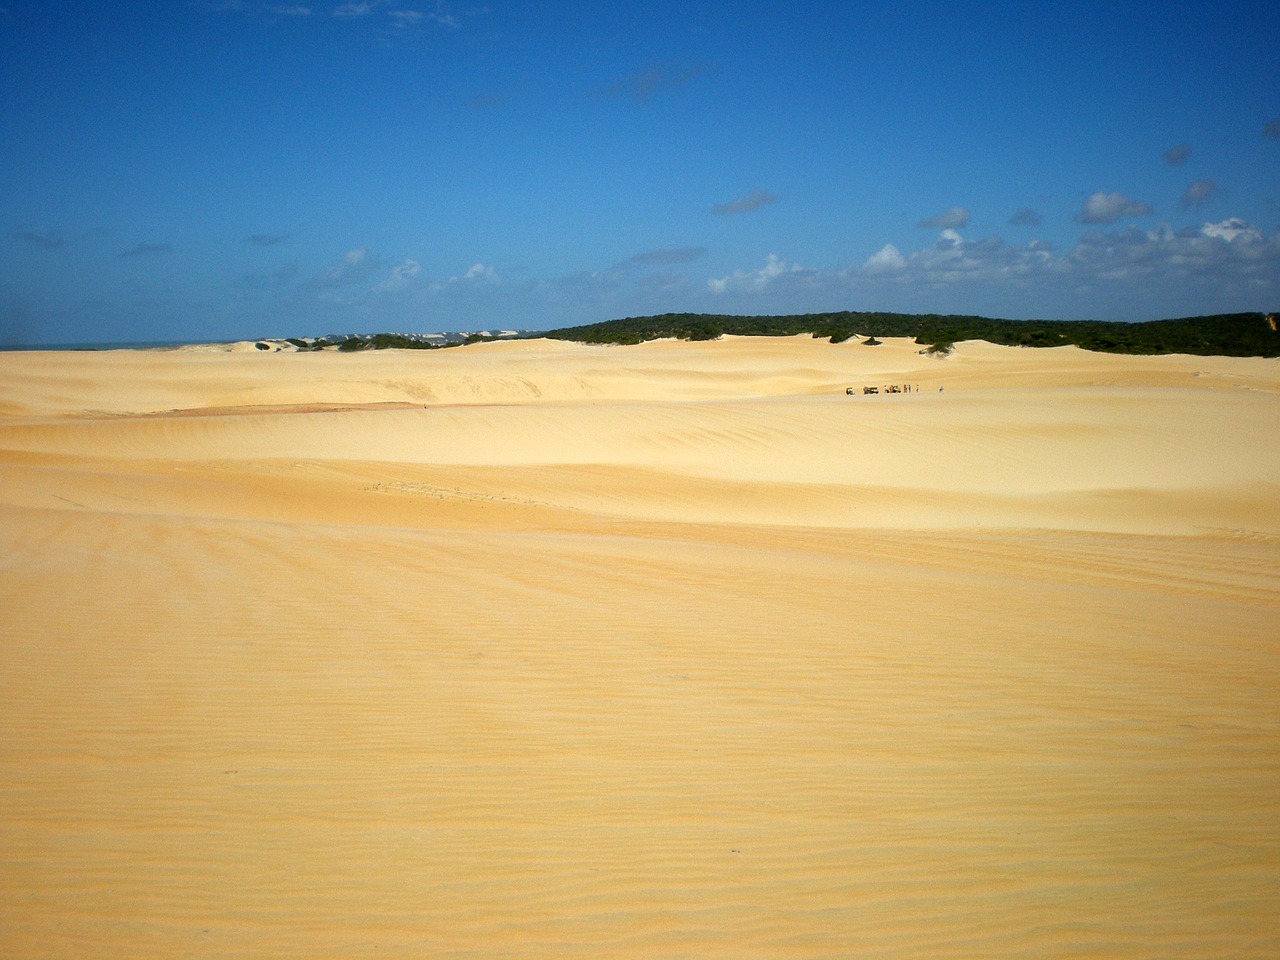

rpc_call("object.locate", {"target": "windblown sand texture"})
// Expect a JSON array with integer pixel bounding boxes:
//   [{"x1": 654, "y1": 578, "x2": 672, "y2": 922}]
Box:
[{"x1": 2, "y1": 335, "x2": 1278, "y2": 958}]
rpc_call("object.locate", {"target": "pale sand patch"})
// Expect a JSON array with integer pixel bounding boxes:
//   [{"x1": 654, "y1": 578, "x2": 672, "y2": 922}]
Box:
[{"x1": 1, "y1": 337, "x2": 1278, "y2": 958}]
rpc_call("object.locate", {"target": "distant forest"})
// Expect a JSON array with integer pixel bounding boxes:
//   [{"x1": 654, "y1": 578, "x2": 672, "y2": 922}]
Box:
[
  {"x1": 540, "y1": 311, "x2": 1280, "y2": 358},
  {"x1": 326, "y1": 311, "x2": 1279, "y2": 357}
]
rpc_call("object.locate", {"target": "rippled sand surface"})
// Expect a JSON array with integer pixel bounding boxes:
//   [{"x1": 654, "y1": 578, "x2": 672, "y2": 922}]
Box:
[{"x1": 2, "y1": 336, "x2": 1278, "y2": 958}]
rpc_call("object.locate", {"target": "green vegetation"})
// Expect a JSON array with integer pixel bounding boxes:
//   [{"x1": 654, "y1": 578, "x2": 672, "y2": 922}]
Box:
[
  {"x1": 336, "y1": 334, "x2": 447, "y2": 352},
  {"x1": 541, "y1": 311, "x2": 1280, "y2": 357}
]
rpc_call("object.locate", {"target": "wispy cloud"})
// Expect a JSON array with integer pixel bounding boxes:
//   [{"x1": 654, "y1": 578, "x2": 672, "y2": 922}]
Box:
[
  {"x1": 549, "y1": 268, "x2": 626, "y2": 298},
  {"x1": 122, "y1": 242, "x2": 173, "y2": 257},
  {"x1": 247, "y1": 232, "x2": 290, "y2": 246},
  {"x1": 420, "y1": 262, "x2": 501, "y2": 297},
  {"x1": 1065, "y1": 221, "x2": 1275, "y2": 289},
  {"x1": 1263, "y1": 118, "x2": 1280, "y2": 138},
  {"x1": 315, "y1": 247, "x2": 380, "y2": 286},
  {"x1": 677, "y1": 217, "x2": 1276, "y2": 321},
  {"x1": 207, "y1": 0, "x2": 310, "y2": 12},
  {"x1": 1076, "y1": 191, "x2": 1152, "y2": 225},
  {"x1": 636, "y1": 272, "x2": 694, "y2": 296},
  {"x1": 449, "y1": 262, "x2": 497, "y2": 285},
  {"x1": 332, "y1": 1, "x2": 376, "y2": 16},
  {"x1": 1180, "y1": 179, "x2": 1216, "y2": 208},
  {"x1": 299, "y1": 222, "x2": 1275, "y2": 329},
  {"x1": 855, "y1": 219, "x2": 1276, "y2": 299},
  {"x1": 712, "y1": 190, "x2": 777, "y2": 216},
  {"x1": 859, "y1": 229, "x2": 1053, "y2": 283},
  {"x1": 424, "y1": 1, "x2": 461, "y2": 28},
  {"x1": 708, "y1": 253, "x2": 811, "y2": 294},
  {"x1": 234, "y1": 263, "x2": 299, "y2": 289},
  {"x1": 918, "y1": 206, "x2": 970, "y2": 229},
  {"x1": 13, "y1": 229, "x2": 64, "y2": 250},
  {"x1": 332, "y1": 0, "x2": 462, "y2": 26},
  {"x1": 604, "y1": 62, "x2": 713, "y2": 102},
  {"x1": 1164, "y1": 143, "x2": 1191, "y2": 165},
  {"x1": 375, "y1": 258, "x2": 422, "y2": 292},
  {"x1": 1008, "y1": 208, "x2": 1042, "y2": 227},
  {"x1": 628, "y1": 247, "x2": 707, "y2": 265},
  {"x1": 213, "y1": 1, "x2": 467, "y2": 31},
  {"x1": 389, "y1": 8, "x2": 423, "y2": 26}
]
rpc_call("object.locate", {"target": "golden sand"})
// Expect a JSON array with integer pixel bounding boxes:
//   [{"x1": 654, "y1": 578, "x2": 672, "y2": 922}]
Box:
[{"x1": 2, "y1": 336, "x2": 1277, "y2": 958}]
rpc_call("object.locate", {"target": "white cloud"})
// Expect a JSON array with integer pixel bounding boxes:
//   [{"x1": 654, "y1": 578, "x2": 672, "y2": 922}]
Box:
[
  {"x1": 376, "y1": 258, "x2": 422, "y2": 292},
  {"x1": 1065, "y1": 221, "x2": 1277, "y2": 290},
  {"x1": 541, "y1": 216, "x2": 1277, "y2": 326},
  {"x1": 449, "y1": 262, "x2": 498, "y2": 285},
  {"x1": 1076, "y1": 191, "x2": 1153, "y2": 225},
  {"x1": 890, "y1": 230, "x2": 1054, "y2": 284},
  {"x1": 705, "y1": 217, "x2": 1275, "y2": 313},
  {"x1": 1164, "y1": 144, "x2": 1191, "y2": 165},
  {"x1": 1201, "y1": 218, "x2": 1262, "y2": 243},
  {"x1": 861, "y1": 244, "x2": 906, "y2": 275},
  {"x1": 917, "y1": 206, "x2": 970, "y2": 229},
  {"x1": 867, "y1": 220, "x2": 1273, "y2": 291},
  {"x1": 708, "y1": 253, "x2": 808, "y2": 293}
]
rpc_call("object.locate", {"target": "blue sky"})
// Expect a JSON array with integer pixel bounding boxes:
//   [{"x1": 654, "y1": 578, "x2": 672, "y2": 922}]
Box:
[{"x1": 2, "y1": 0, "x2": 1279, "y2": 344}]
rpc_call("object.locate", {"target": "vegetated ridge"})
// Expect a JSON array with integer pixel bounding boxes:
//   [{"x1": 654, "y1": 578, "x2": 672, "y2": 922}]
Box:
[{"x1": 540, "y1": 311, "x2": 1280, "y2": 357}]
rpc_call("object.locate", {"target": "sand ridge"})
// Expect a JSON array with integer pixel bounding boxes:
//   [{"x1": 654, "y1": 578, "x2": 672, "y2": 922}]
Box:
[{"x1": 1, "y1": 336, "x2": 1278, "y2": 958}]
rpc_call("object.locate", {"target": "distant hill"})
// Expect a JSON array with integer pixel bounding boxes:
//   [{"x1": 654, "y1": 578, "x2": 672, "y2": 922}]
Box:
[{"x1": 540, "y1": 311, "x2": 1280, "y2": 358}]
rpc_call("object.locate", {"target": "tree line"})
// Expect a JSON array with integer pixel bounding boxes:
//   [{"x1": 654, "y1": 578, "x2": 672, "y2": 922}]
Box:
[
  {"x1": 539, "y1": 311, "x2": 1280, "y2": 357},
  {"x1": 324, "y1": 311, "x2": 1279, "y2": 357}
]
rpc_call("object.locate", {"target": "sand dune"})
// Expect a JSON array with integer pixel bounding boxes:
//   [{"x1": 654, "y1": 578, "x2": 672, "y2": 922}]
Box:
[{"x1": 2, "y1": 337, "x2": 1278, "y2": 958}]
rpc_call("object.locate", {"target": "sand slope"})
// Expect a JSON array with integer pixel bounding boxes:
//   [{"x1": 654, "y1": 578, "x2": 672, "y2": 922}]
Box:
[{"x1": 2, "y1": 337, "x2": 1278, "y2": 958}]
